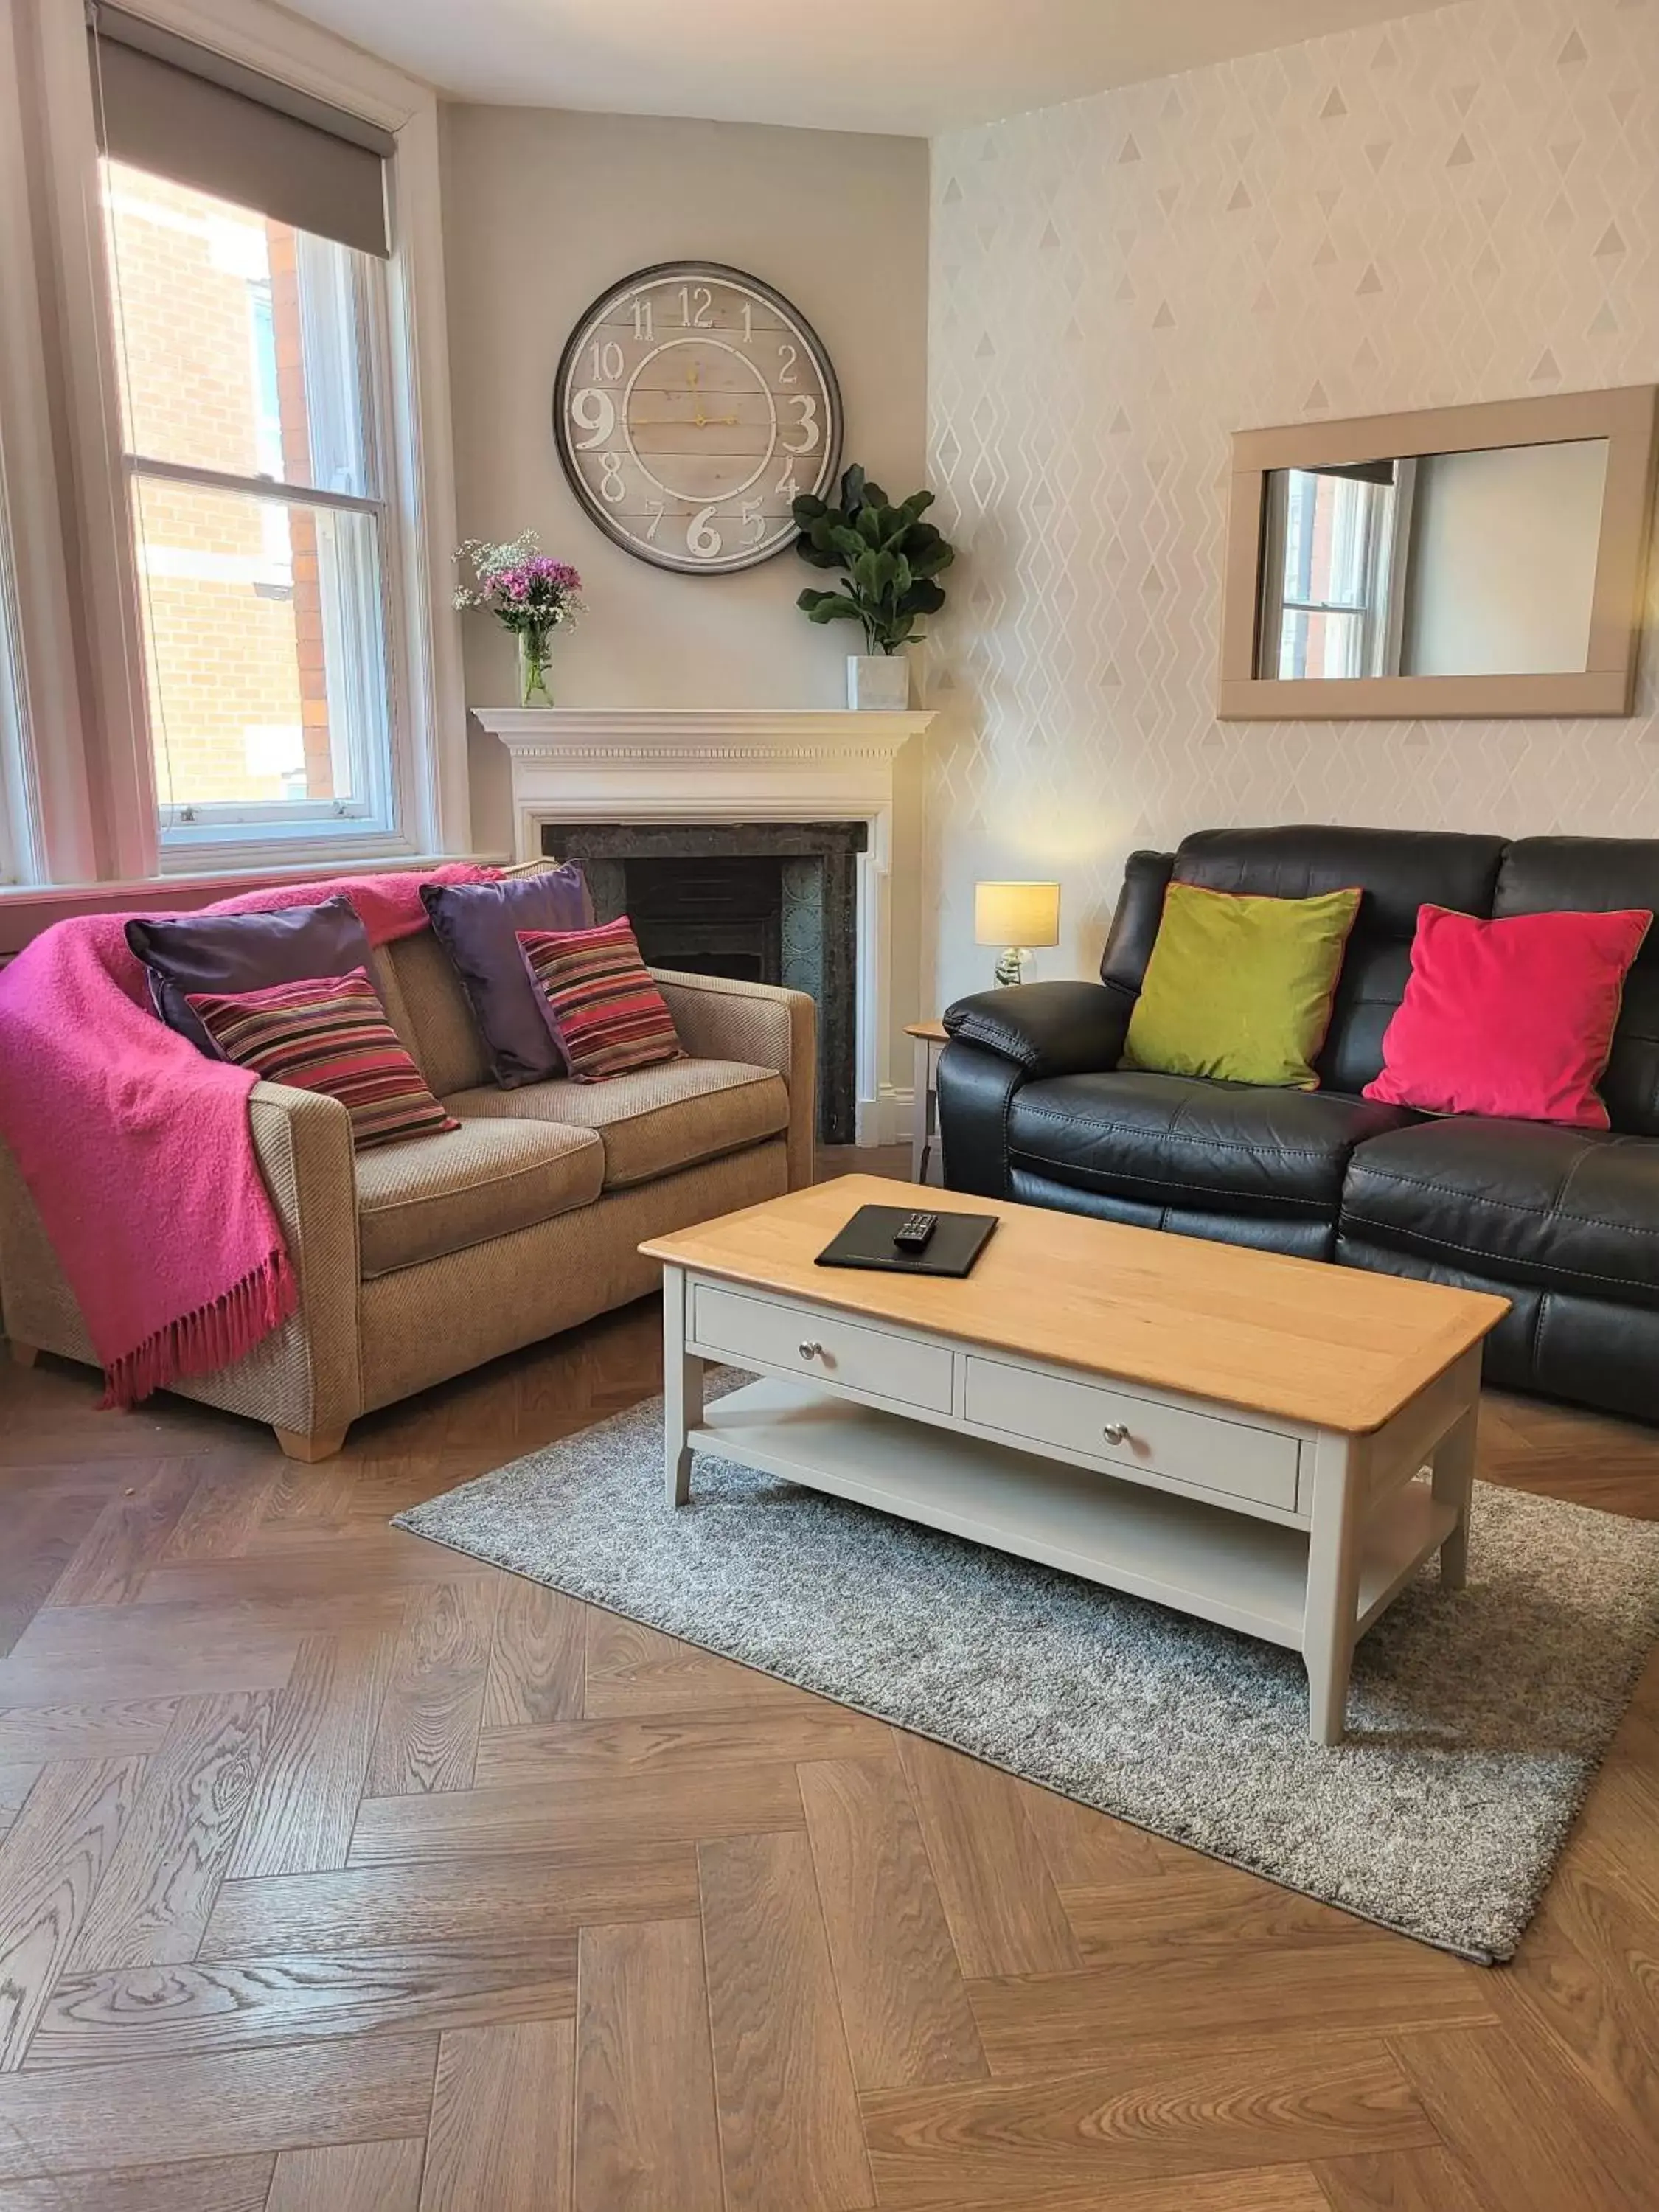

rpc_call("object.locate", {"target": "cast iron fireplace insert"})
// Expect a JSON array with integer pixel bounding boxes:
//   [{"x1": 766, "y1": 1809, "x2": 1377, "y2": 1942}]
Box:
[{"x1": 539, "y1": 821, "x2": 866, "y2": 1144}]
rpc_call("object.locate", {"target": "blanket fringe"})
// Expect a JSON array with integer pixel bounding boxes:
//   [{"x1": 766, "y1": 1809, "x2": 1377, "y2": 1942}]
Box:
[{"x1": 100, "y1": 1248, "x2": 297, "y2": 1411}]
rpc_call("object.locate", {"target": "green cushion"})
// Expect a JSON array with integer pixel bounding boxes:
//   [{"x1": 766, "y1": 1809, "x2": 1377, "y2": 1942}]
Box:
[{"x1": 1121, "y1": 881, "x2": 1362, "y2": 1091}]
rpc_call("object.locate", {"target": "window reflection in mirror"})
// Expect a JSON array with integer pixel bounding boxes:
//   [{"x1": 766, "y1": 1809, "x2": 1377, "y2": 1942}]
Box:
[{"x1": 1257, "y1": 439, "x2": 1610, "y2": 682}]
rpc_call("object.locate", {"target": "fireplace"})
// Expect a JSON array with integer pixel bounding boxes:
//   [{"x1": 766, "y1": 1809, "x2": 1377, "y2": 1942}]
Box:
[
  {"x1": 539, "y1": 821, "x2": 866, "y2": 1144},
  {"x1": 472, "y1": 706, "x2": 936, "y2": 1149}
]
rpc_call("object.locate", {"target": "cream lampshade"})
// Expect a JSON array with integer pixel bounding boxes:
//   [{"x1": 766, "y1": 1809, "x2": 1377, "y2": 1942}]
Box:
[{"x1": 974, "y1": 880, "x2": 1061, "y2": 987}]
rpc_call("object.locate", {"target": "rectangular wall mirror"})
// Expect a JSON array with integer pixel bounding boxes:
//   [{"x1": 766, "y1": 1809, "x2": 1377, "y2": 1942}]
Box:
[{"x1": 1219, "y1": 386, "x2": 1657, "y2": 719}]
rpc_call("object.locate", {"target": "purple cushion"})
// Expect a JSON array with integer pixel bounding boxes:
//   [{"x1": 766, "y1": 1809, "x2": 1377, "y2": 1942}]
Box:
[
  {"x1": 126, "y1": 894, "x2": 374, "y2": 1061},
  {"x1": 420, "y1": 865, "x2": 593, "y2": 1086}
]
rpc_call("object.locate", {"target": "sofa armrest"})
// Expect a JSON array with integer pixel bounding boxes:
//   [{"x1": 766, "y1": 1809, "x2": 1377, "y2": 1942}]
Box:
[
  {"x1": 0, "y1": 1129, "x2": 101, "y2": 1367},
  {"x1": 934, "y1": 1040, "x2": 1025, "y2": 1200},
  {"x1": 0, "y1": 1079, "x2": 363, "y2": 1444},
  {"x1": 943, "y1": 979, "x2": 1134, "y2": 1079},
  {"x1": 245, "y1": 1080, "x2": 363, "y2": 1438},
  {"x1": 650, "y1": 970, "x2": 817, "y2": 1189}
]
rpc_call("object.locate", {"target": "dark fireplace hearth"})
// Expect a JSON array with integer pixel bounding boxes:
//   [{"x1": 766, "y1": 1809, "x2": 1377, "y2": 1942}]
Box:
[
  {"x1": 625, "y1": 857, "x2": 782, "y2": 985},
  {"x1": 540, "y1": 821, "x2": 866, "y2": 1144}
]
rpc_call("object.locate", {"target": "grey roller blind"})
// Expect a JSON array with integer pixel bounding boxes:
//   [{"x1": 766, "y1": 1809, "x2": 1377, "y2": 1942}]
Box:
[{"x1": 88, "y1": 4, "x2": 393, "y2": 258}]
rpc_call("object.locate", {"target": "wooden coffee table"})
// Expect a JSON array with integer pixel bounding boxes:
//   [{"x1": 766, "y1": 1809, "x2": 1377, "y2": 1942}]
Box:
[{"x1": 641, "y1": 1176, "x2": 1509, "y2": 1744}]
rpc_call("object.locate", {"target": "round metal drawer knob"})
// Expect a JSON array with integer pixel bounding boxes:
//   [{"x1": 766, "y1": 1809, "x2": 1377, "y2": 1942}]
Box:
[
  {"x1": 1101, "y1": 1422, "x2": 1130, "y2": 1447},
  {"x1": 799, "y1": 1340, "x2": 824, "y2": 1360}
]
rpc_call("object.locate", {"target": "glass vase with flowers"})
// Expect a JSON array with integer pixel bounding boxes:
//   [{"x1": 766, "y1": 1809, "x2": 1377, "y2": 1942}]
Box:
[{"x1": 453, "y1": 532, "x2": 585, "y2": 706}]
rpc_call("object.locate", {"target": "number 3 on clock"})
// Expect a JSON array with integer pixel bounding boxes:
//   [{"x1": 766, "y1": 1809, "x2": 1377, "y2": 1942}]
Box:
[{"x1": 782, "y1": 396, "x2": 820, "y2": 454}]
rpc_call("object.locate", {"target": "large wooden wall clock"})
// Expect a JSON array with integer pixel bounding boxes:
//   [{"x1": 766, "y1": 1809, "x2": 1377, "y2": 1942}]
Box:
[{"x1": 553, "y1": 262, "x2": 842, "y2": 575}]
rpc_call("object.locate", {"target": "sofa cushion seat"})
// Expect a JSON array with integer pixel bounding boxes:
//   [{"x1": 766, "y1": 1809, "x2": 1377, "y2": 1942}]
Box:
[
  {"x1": 1341, "y1": 1118, "x2": 1659, "y2": 1311},
  {"x1": 353, "y1": 1118, "x2": 604, "y2": 1279},
  {"x1": 1006, "y1": 1070, "x2": 1419, "y2": 1217},
  {"x1": 443, "y1": 1059, "x2": 789, "y2": 1190}
]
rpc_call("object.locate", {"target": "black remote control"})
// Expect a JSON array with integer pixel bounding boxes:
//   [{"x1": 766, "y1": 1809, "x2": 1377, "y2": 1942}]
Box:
[{"x1": 892, "y1": 1211, "x2": 939, "y2": 1253}]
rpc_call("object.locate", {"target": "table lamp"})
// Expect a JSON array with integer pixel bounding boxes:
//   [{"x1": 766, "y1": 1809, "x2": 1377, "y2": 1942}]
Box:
[{"x1": 974, "y1": 880, "x2": 1060, "y2": 987}]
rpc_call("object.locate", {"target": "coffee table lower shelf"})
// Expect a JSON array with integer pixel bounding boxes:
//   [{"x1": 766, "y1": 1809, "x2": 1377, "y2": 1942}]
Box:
[{"x1": 691, "y1": 1375, "x2": 1458, "y2": 1675}]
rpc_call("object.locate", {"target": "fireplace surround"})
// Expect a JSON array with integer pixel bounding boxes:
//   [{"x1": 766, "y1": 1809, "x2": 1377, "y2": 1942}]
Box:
[
  {"x1": 538, "y1": 821, "x2": 866, "y2": 1144},
  {"x1": 471, "y1": 707, "x2": 936, "y2": 1147}
]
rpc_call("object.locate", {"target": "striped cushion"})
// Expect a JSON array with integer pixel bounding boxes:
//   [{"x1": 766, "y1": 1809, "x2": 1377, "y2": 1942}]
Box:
[
  {"x1": 186, "y1": 968, "x2": 459, "y2": 1150},
  {"x1": 517, "y1": 917, "x2": 683, "y2": 1083}
]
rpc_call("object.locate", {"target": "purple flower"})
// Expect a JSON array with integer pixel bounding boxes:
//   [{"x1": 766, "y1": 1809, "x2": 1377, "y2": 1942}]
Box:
[
  {"x1": 494, "y1": 557, "x2": 582, "y2": 604},
  {"x1": 452, "y1": 533, "x2": 585, "y2": 630}
]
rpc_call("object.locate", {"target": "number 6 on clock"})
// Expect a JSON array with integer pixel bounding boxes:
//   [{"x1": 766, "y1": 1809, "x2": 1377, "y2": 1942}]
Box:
[{"x1": 686, "y1": 506, "x2": 723, "y2": 560}]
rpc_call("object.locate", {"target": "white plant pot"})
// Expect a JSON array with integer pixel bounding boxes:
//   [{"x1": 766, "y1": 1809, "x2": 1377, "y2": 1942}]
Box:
[{"x1": 846, "y1": 654, "x2": 910, "y2": 712}]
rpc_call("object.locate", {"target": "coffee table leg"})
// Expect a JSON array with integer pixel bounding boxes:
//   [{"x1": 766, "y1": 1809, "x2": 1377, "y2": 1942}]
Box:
[
  {"x1": 1432, "y1": 1392, "x2": 1478, "y2": 1592},
  {"x1": 1303, "y1": 1431, "x2": 1363, "y2": 1747},
  {"x1": 661, "y1": 1265, "x2": 704, "y2": 1508}
]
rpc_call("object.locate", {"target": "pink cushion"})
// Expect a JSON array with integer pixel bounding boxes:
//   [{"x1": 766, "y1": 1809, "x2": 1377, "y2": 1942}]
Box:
[
  {"x1": 1363, "y1": 905, "x2": 1652, "y2": 1128},
  {"x1": 516, "y1": 917, "x2": 683, "y2": 1082}
]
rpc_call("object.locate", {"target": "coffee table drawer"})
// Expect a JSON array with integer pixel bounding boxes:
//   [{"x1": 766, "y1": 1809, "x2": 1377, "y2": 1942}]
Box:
[
  {"x1": 691, "y1": 1283, "x2": 955, "y2": 1414},
  {"x1": 964, "y1": 1354, "x2": 1300, "y2": 1512}
]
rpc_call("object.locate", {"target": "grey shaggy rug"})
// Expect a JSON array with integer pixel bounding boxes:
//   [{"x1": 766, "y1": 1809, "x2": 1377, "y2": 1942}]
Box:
[{"x1": 395, "y1": 1378, "x2": 1659, "y2": 1961}]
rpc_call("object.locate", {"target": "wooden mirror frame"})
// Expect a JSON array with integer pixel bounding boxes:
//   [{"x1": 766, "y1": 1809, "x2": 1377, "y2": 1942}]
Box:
[{"x1": 1217, "y1": 384, "x2": 1658, "y2": 720}]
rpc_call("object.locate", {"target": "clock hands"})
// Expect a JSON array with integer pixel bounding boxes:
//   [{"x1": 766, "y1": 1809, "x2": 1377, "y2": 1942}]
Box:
[
  {"x1": 685, "y1": 361, "x2": 736, "y2": 430},
  {"x1": 629, "y1": 411, "x2": 742, "y2": 430}
]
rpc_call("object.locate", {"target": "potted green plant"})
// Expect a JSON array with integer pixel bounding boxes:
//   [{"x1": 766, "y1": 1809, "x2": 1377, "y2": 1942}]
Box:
[{"x1": 792, "y1": 467, "x2": 955, "y2": 709}]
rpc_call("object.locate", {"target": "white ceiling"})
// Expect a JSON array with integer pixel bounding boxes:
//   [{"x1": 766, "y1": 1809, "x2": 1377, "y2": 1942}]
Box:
[{"x1": 286, "y1": 0, "x2": 1453, "y2": 134}]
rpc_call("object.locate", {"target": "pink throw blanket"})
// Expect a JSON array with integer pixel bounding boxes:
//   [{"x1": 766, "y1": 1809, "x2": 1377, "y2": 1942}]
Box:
[{"x1": 0, "y1": 865, "x2": 493, "y2": 1408}]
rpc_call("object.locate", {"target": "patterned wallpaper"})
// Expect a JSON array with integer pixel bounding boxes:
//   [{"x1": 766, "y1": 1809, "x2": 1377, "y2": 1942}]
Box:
[{"x1": 923, "y1": 0, "x2": 1659, "y2": 1010}]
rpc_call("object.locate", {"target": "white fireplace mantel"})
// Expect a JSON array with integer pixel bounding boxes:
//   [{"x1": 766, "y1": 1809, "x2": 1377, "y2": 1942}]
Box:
[
  {"x1": 468, "y1": 705, "x2": 936, "y2": 1144},
  {"x1": 470, "y1": 706, "x2": 933, "y2": 835}
]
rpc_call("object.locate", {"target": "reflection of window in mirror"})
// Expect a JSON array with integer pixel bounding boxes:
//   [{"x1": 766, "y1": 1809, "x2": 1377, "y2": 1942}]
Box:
[
  {"x1": 1260, "y1": 462, "x2": 1406, "y2": 680},
  {"x1": 1257, "y1": 439, "x2": 1610, "y2": 681}
]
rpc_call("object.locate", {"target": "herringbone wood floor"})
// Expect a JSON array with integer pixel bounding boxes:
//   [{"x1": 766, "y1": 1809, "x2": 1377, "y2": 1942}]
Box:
[{"x1": 1, "y1": 1148, "x2": 1657, "y2": 2210}]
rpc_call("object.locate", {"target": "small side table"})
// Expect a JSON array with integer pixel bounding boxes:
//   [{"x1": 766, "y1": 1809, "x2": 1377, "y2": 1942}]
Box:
[{"x1": 905, "y1": 1020, "x2": 949, "y2": 1185}]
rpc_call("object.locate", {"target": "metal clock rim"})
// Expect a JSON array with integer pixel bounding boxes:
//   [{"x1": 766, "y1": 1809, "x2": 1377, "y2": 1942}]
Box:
[{"x1": 552, "y1": 260, "x2": 844, "y2": 577}]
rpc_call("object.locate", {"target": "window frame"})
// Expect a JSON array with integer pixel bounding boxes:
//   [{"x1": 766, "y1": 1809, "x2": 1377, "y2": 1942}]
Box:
[
  {"x1": 0, "y1": 451, "x2": 32, "y2": 886},
  {"x1": 132, "y1": 470, "x2": 400, "y2": 849},
  {"x1": 10, "y1": 0, "x2": 468, "y2": 892},
  {"x1": 0, "y1": 0, "x2": 100, "y2": 888},
  {"x1": 105, "y1": 175, "x2": 406, "y2": 854}
]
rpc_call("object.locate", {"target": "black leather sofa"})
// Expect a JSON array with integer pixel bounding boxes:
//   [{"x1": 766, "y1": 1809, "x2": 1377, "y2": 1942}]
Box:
[{"x1": 939, "y1": 826, "x2": 1659, "y2": 1426}]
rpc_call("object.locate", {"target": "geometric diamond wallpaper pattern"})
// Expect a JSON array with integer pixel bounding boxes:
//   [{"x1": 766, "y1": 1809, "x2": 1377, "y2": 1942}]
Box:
[{"x1": 923, "y1": 0, "x2": 1659, "y2": 1010}]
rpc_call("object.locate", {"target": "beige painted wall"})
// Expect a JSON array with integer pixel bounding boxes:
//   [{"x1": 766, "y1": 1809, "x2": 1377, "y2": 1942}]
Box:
[
  {"x1": 439, "y1": 105, "x2": 931, "y2": 1077},
  {"x1": 925, "y1": 0, "x2": 1659, "y2": 1012}
]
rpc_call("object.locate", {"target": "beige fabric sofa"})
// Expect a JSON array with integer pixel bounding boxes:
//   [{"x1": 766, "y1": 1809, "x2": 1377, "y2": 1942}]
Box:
[{"x1": 0, "y1": 914, "x2": 815, "y2": 1459}]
